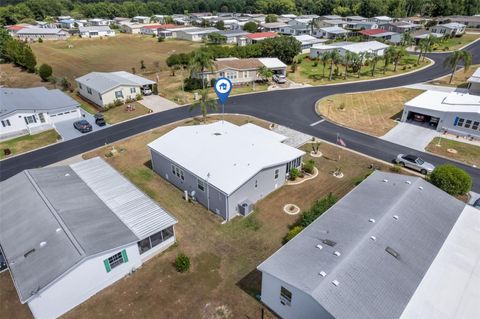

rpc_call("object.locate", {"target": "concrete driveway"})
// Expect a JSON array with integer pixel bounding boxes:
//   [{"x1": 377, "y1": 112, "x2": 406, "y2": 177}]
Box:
[
  {"x1": 138, "y1": 95, "x2": 179, "y2": 113},
  {"x1": 54, "y1": 112, "x2": 109, "y2": 141},
  {"x1": 381, "y1": 122, "x2": 440, "y2": 151}
]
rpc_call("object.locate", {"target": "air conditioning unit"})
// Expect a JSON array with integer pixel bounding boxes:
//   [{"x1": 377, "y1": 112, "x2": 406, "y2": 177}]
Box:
[{"x1": 238, "y1": 200, "x2": 254, "y2": 216}]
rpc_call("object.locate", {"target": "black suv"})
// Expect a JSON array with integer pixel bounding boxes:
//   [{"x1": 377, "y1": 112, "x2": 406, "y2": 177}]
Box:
[
  {"x1": 73, "y1": 120, "x2": 93, "y2": 133},
  {"x1": 94, "y1": 113, "x2": 106, "y2": 127}
]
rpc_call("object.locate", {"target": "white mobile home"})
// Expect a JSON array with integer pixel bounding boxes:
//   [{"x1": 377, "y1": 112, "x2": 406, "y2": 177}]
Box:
[
  {"x1": 0, "y1": 87, "x2": 81, "y2": 140},
  {"x1": 148, "y1": 121, "x2": 304, "y2": 221},
  {"x1": 0, "y1": 157, "x2": 177, "y2": 319},
  {"x1": 79, "y1": 26, "x2": 115, "y2": 38},
  {"x1": 14, "y1": 27, "x2": 70, "y2": 41},
  {"x1": 310, "y1": 41, "x2": 389, "y2": 59},
  {"x1": 75, "y1": 71, "x2": 155, "y2": 108},
  {"x1": 431, "y1": 22, "x2": 466, "y2": 37},
  {"x1": 258, "y1": 171, "x2": 480, "y2": 319}
]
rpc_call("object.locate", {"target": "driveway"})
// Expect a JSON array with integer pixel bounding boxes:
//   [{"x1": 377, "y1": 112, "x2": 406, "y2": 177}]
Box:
[
  {"x1": 138, "y1": 95, "x2": 179, "y2": 113},
  {"x1": 54, "y1": 112, "x2": 109, "y2": 141},
  {"x1": 381, "y1": 122, "x2": 441, "y2": 151}
]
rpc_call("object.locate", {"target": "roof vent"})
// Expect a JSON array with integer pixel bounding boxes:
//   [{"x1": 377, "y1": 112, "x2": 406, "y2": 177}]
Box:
[
  {"x1": 405, "y1": 180, "x2": 411, "y2": 184},
  {"x1": 333, "y1": 251, "x2": 341, "y2": 257},
  {"x1": 316, "y1": 244, "x2": 323, "y2": 250},
  {"x1": 418, "y1": 186, "x2": 423, "y2": 190},
  {"x1": 56, "y1": 228, "x2": 62, "y2": 233},
  {"x1": 370, "y1": 236, "x2": 376, "y2": 241},
  {"x1": 213, "y1": 132, "x2": 222, "y2": 136},
  {"x1": 319, "y1": 271, "x2": 327, "y2": 277},
  {"x1": 332, "y1": 280, "x2": 339, "y2": 286},
  {"x1": 321, "y1": 239, "x2": 336, "y2": 247},
  {"x1": 393, "y1": 215, "x2": 399, "y2": 220},
  {"x1": 24, "y1": 248, "x2": 36, "y2": 258},
  {"x1": 383, "y1": 179, "x2": 388, "y2": 183},
  {"x1": 39, "y1": 241, "x2": 47, "y2": 248},
  {"x1": 369, "y1": 218, "x2": 375, "y2": 223},
  {"x1": 385, "y1": 246, "x2": 399, "y2": 259},
  {"x1": 65, "y1": 173, "x2": 70, "y2": 177}
]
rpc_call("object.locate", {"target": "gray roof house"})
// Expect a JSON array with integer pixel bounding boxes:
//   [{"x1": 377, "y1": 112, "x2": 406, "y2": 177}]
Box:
[
  {"x1": 0, "y1": 157, "x2": 177, "y2": 319},
  {"x1": 0, "y1": 87, "x2": 81, "y2": 140},
  {"x1": 15, "y1": 27, "x2": 70, "y2": 41},
  {"x1": 148, "y1": 121, "x2": 305, "y2": 221},
  {"x1": 75, "y1": 71, "x2": 155, "y2": 108},
  {"x1": 258, "y1": 171, "x2": 480, "y2": 319}
]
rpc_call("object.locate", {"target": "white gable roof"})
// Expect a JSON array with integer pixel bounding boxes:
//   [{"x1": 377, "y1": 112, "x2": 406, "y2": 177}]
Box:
[
  {"x1": 148, "y1": 121, "x2": 305, "y2": 195},
  {"x1": 405, "y1": 90, "x2": 480, "y2": 114}
]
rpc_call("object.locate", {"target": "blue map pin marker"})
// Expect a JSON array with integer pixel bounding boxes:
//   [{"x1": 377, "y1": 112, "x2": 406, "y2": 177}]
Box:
[{"x1": 214, "y1": 77, "x2": 232, "y2": 104}]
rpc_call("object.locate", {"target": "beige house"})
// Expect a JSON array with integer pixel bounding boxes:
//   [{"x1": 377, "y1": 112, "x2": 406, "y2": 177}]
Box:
[{"x1": 75, "y1": 71, "x2": 155, "y2": 108}]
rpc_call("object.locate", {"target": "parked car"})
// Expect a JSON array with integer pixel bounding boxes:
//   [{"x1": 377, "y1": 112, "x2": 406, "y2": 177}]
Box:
[
  {"x1": 473, "y1": 198, "x2": 480, "y2": 210},
  {"x1": 273, "y1": 74, "x2": 287, "y2": 84},
  {"x1": 73, "y1": 120, "x2": 92, "y2": 133},
  {"x1": 141, "y1": 87, "x2": 152, "y2": 96},
  {"x1": 394, "y1": 154, "x2": 435, "y2": 174},
  {"x1": 94, "y1": 113, "x2": 106, "y2": 127}
]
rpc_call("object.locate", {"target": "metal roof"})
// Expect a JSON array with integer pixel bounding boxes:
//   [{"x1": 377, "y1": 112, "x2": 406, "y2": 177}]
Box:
[
  {"x1": 75, "y1": 71, "x2": 155, "y2": 94},
  {"x1": 468, "y1": 67, "x2": 480, "y2": 83},
  {"x1": 79, "y1": 26, "x2": 112, "y2": 32},
  {"x1": 16, "y1": 27, "x2": 66, "y2": 35},
  {"x1": 148, "y1": 121, "x2": 304, "y2": 195},
  {"x1": 405, "y1": 90, "x2": 480, "y2": 114},
  {"x1": 71, "y1": 157, "x2": 177, "y2": 239},
  {"x1": 258, "y1": 171, "x2": 465, "y2": 319},
  {"x1": 0, "y1": 87, "x2": 80, "y2": 118}
]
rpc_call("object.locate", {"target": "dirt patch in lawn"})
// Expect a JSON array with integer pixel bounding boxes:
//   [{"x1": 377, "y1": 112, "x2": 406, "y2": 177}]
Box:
[
  {"x1": 426, "y1": 137, "x2": 480, "y2": 167},
  {"x1": 317, "y1": 88, "x2": 424, "y2": 137},
  {"x1": 0, "y1": 114, "x2": 407, "y2": 319}
]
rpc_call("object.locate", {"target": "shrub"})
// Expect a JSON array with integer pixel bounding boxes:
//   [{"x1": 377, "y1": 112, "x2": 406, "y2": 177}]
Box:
[
  {"x1": 175, "y1": 254, "x2": 190, "y2": 272},
  {"x1": 38, "y1": 38, "x2": 43, "y2": 43},
  {"x1": 297, "y1": 193, "x2": 337, "y2": 228},
  {"x1": 429, "y1": 164, "x2": 472, "y2": 196},
  {"x1": 152, "y1": 84, "x2": 158, "y2": 95},
  {"x1": 38, "y1": 63, "x2": 53, "y2": 81},
  {"x1": 184, "y1": 77, "x2": 203, "y2": 91},
  {"x1": 390, "y1": 164, "x2": 402, "y2": 173},
  {"x1": 284, "y1": 226, "x2": 304, "y2": 243},
  {"x1": 289, "y1": 167, "x2": 299, "y2": 181},
  {"x1": 113, "y1": 99, "x2": 124, "y2": 106},
  {"x1": 158, "y1": 36, "x2": 165, "y2": 42},
  {"x1": 125, "y1": 96, "x2": 135, "y2": 103},
  {"x1": 302, "y1": 160, "x2": 315, "y2": 174},
  {"x1": 136, "y1": 93, "x2": 142, "y2": 100},
  {"x1": 210, "y1": 78, "x2": 217, "y2": 87}
]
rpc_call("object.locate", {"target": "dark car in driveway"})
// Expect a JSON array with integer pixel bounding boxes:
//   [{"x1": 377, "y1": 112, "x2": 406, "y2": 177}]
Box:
[
  {"x1": 73, "y1": 120, "x2": 92, "y2": 133},
  {"x1": 94, "y1": 113, "x2": 106, "y2": 127}
]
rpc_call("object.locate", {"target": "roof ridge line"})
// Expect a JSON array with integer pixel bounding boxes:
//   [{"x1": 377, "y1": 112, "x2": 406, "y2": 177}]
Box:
[{"x1": 24, "y1": 170, "x2": 86, "y2": 256}]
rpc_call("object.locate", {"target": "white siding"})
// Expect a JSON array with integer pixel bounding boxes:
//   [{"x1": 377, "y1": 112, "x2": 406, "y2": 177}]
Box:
[
  {"x1": 77, "y1": 82, "x2": 140, "y2": 108},
  {"x1": 28, "y1": 244, "x2": 142, "y2": 319}
]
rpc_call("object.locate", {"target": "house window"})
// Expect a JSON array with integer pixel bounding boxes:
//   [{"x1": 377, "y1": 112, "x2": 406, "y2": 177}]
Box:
[
  {"x1": 457, "y1": 118, "x2": 465, "y2": 127},
  {"x1": 465, "y1": 120, "x2": 472, "y2": 129},
  {"x1": 274, "y1": 169, "x2": 279, "y2": 179},
  {"x1": 280, "y1": 286, "x2": 292, "y2": 306},
  {"x1": 137, "y1": 226, "x2": 174, "y2": 254},
  {"x1": 130, "y1": 87, "x2": 136, "y2": 93},
  {"x1": 38, "y1": 113, "x2": 45, "y2": 123},
  {"x1": 24, "y1": 115, "x2": 36, "y2": 124},
  {"x1": 115, "y1": 91, "x2": 124, "y2": 99},
  {"x1": 197, "y1": 178, "x2": 205, "y2": 191},
  {"x1": 255, "y1": 180, "x2": 258, "y2": 188},
  {"x1": 87, "y1": 87, "x2": 92, "y2": 94},
  {"x1": 1, "y1": 120, "x2": 11, "y2": 127},
  {"x1": 472, "y1": 121, "x2": 479, "y2": 130},
  {"x1": 172, "y1": 164, "x2": 184, "y2": 180},
  {"x1": 79, "y1": 83, "x2": 83, "y2": 89},
  {"x1": 104, "y1": 250, "x2": 128, "y2": 272},
  {"x1": 99, "y1": 93, "x2": 102, "y2": 100}
]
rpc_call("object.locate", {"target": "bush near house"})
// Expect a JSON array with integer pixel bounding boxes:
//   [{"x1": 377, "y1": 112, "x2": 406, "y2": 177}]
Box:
[
  {"x1": 38, "y1": 63, "x2": 53, "y2": 81},
  {"x1": 289, "y1": 167, "x2": 299, "y2": 181},
  {"x1": 284, "y1": 226, "x2": 304, "y2": 242},
  {"x1": 297, "y1": 193, "x2": 337, "y2": 228},
  {"x1": 175, "y1": 254, "x2": 190, "y2": 273},
  {"x1": 429, "y1": 164, "x2": 472, "y2": 196},
  {"x1": 302, "y1": 160, "x2": 315, "y2": 174}
]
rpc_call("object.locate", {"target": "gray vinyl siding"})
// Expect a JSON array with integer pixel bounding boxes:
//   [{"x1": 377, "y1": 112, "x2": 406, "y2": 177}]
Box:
[
  {"x1": 228, "y1": 164, "x2": 287, "y2": 218},
  {"x1": 150, "y1": 149, "x2": 228, "y2": 219}
]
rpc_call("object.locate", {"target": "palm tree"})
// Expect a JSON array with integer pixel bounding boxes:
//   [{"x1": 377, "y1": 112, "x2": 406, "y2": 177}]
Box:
[
  {"x1": 369, "y1": 53, "x2": 382, "y2": 77},
  {"x1": 319, "y1": 52, "x2": 330, "y2": 78},
  {"x1": 443, "y1": 50, "x2": 473, "y2": 84},
  {"x1": 350, "y1": 53, "x2": 363, "y2": 78},
  {"x1": 189, "y1": 51, "x2": 214, "y2": 89},
  {"x1": 308, "y1": 19, "x2": 318, "y2": 35},
  {"x1": 189, "y1": 89, "x2": 218, "y2": 123},
  {"x1": 391, "y1": 46, "x2": 407, "y2": 72},
  {"x1": 383, "y1": 47, "x2": 394, "y2": 74},
  {"x1": 328, "y1": 50, "x2": 340, "y2": 80},
  {"x1": 257, "y1": 66, "x2": 273, "y2": 82},
  {"x1": 416, "y1": 35, "x2": 437, "y2": 63},
  {"x1": 402, "y1": 31, "x2": 413, "y2": 47},
  {"x1": 343, "y1": 51, "x2": 354, "y2": 79},
  {"x1": 150, "y1": 15, "x2": 159, "y2": 23}
]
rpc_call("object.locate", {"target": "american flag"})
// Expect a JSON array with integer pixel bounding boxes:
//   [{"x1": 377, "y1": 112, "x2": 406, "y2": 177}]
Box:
[{"x1": 337, "y1": 134, "x2": 346, "y2": 147}]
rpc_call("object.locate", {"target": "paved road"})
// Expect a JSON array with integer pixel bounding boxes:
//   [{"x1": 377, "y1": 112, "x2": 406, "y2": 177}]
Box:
[{"x1": 1, "y1": 42, "x2": 479, "y2": 192}]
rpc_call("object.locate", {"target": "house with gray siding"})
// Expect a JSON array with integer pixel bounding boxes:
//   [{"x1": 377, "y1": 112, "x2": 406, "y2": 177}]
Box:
[
  {"x1": 148, "y1": 121, "x2": 304, "y2": 221},
  {"x1": 258, "y1": 171, "x2": 480, "y2": 319}
]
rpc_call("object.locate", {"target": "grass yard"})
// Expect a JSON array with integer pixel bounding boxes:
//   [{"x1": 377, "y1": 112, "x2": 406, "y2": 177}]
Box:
[
  {"x1": 289, "y1": 54, "x2": 430, "y2": 85},
  {"x1": 0, "y1": 130, "x2": 60, "y2": 159},
  {"x1": 0, "y1": 63, "x2": 55, "y2": 89},
  {"x1": 426, "y1": 137, "x2": 480, "y2": 167},
  {"x1": 431, "y1": 33, "x2": 480, "y2": 52},
  {"x1": 430, "y1": 63, "x2": 480, "y2": 88},
  {"x1": 317, "y1": 88, "x2": 424, "y2": 136},
  {"x1": 3, "y1": 114, "x2": 406, "y2": 319},
  {"x1": 0, "y1": 114, "x2": 405, "y2": 319}
]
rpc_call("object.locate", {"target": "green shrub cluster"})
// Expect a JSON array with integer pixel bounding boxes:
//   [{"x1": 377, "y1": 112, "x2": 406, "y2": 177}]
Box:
[
  {"x1": 302, "y1": 160, "x2": 315, "y2": 174},
  {"x1": 429, "y1": 164, "x2": 472, "y2": 196},
  {"x1": 175, "y1": 254, "x2": 190, "y2": 273},
  {"x1": 289, "y1": 167, "x2": 299, "y2": 181}
]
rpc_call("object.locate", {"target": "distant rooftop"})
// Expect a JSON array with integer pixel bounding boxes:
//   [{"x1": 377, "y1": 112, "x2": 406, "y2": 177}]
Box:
[{"x1": 245, "y1": 31, "x2": 277, "y2": 39}]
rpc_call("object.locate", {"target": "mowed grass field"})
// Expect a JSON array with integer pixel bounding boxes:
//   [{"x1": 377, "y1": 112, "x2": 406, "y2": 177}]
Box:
[
  {"x1": 317, "y1": 88, "x2": 424, "y2": 136},
  {"x1": 0, "y1": 115, "x2": 402, "y2": 319},
  {"x1": 426, "y1": 137, "x2": 480, "y2": 167}
]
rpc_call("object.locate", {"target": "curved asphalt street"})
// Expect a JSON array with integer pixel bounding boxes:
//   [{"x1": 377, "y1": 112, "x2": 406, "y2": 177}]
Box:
[{"x1": 1, "y1": 41, "x2": 479, "y2": 191}]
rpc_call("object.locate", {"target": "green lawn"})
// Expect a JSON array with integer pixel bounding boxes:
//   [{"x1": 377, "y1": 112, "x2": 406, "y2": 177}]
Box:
[
  {"x1": 289, "y1": 54, "x2": 430, "y2": 85},
  {"x1": 426, "y1": 137, "x2": 480, "y2": 167},
  {"x1": 0, "y1": 130, "x2": 60, "y2": 159},
  {"x1": 431, "y1": 33, "x2": 480, "y2": 52}
]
